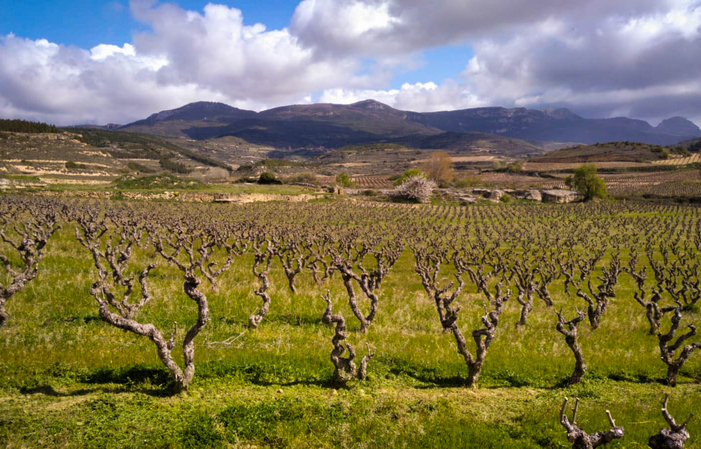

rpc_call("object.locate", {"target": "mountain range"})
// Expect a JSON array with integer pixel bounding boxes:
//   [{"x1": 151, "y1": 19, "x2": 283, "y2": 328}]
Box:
[{"x1": 119, "y1": 100, "x2": 701, "y2": 151}]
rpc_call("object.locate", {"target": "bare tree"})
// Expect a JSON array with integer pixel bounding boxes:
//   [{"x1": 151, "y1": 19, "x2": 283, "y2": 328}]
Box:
[
  {"x1": 556, "y1": 307, "x2": 587, "y2": 385},
  {"x1": 249, "y1": 235, "x2": 274, "y2": 329},
  {"x1": 147, "y1": 216, "x2": 239, "y2": 392},
  {"x1": 331, "y1": 234, "x2": 403, "y2": 333},
  {"x1": 272, "y1": 232, "x2": 309, "y2": 294},
  {"x1": 649, "y1": 394, "x2": 692, "y2": 449},
  {"x1": 321, "y1": 291, "x2": 374, "y2": 384},
  {"x1": 634, "y1": 288, "x2": 676, "y2": 336},
  {"x1": 513, "y1": 261, "x2": 537, "y2": 327},
  {"x1": 0, "y1": 198, "x2": 61, "y2": 327},
  {"x1": 75, "y1": 209, "x2": 198, "y2": 392},
  {"x1": 560, "y1": 397, "x2": 624, "y2": 448},
  {"x1": 657, "y1": 307, "x2": 701, "y2": 387}
]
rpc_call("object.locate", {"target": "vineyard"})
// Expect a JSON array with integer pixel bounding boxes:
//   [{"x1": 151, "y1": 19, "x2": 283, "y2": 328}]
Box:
[{"x1": 1, "y1": 196, "x2": 700, "y2": 447}]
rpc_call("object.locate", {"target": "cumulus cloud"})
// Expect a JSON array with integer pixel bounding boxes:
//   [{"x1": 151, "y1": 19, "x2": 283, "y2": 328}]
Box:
[
  {"x1": 0, "y1": 1, "x2": 367, "y2": 124},
  {"x1": 460, "y1": 0, "x2": 701, "y2": 123},
  {"x1": 1, "y1": 0, "x2": 700, "y2": 126},
  {"x1": 319, "y1": 81, "x2": 485, "y2": 112},
  {"x1": 290, "y1": 0, "x2": 671, "y2": 57}
]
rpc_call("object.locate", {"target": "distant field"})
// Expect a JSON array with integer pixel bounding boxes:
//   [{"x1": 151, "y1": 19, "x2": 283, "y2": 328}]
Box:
[{"x1": 652, "y1": 153, "x2": 701, "y2": 165}]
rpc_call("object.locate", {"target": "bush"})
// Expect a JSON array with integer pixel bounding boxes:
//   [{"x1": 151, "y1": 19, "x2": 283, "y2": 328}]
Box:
[
  {"x1": 572, "y1": 164, "x2": 607, "y2": 200},
  {"x1": 127, "y1": 162, "x2": 156, "y2": 174},
  {"x1": 258, "y1": 172, "x2": 281, "y2": 185},
  {"x1": 393, "y1": 176, "x2": 437, "y2": 203},
  {"x1": 335, "y1": 173, "x2": 354, "y2": 187},
  {"x1": 393, "y1": 168, "x2": 425, "y2": 186},
  {"x1": 453, "y1": 176, "x2": 480, "y2": 188},
  {"x1": 65, "y1": 161, "x2": 87, "y2": 170},
  {"x1": 506, "y1": 162, "x2": 522, "y2": 173},
  {"x1": 159, "y1": 158, "x2": 192, "y2": 174},
  {"x1": 287, "y1": 172, "x2": 319, "y2": 185}
]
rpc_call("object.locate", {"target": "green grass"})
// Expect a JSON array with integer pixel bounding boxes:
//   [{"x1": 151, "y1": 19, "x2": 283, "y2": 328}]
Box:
[{"x1": 1, "y1": 202, "x2": 700, "y2": 447}]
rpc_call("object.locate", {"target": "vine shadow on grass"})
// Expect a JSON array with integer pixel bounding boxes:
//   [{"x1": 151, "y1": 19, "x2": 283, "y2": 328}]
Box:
[{"x1": 77, "y1": 365, "x2": 181, "y2": 397}]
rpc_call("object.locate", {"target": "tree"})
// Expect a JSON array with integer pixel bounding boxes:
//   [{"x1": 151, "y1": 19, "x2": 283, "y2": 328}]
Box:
[
  {"x1": 393, "y1": 176, "x2": 436, "y2": 203},
  {"x1": 258, "y1": 172, "x2": 281, "y2": 184},
  {"x1": 423, "y1": 151, "x2": 453, "y2": 186},
  {"x1": 571, "y1": 164, "x2": 607, "y2": 200},
  {"x1": 392, "y1": 168, "x2": 424, "y2": 186},
  {"x1": 335, "y1": 173, "x2": 353, "y2": 187}
]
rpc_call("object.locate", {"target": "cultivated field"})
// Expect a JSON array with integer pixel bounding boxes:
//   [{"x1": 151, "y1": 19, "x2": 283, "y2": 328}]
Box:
[{"x1": 1, "y1": 196, "x2": 700, "y2": 448}]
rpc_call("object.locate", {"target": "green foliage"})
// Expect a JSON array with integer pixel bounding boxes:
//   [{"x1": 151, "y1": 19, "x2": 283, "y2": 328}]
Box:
[
  {"x1": 339, "y1": 143, "x2": 407, "y2": 152},
  {"x1": 180, "y1": 413, "x2": 227, "y2": 448},
  {"x1": 286, "y1": 172, "x2": 319, "y2": 185},
  {"x1": 112, "y1": 173, "x2": 203, "y2": 190},
  {"x1": 258, "y1": 171, "x2": 281, "y2": 184},
  {"x1": 65, "y1": 161, "x2": 87, "y2": 170},
  {"x1": 127, "y1": 162, "x2": 157, "y2": 174},
  {"x1": 572, "y1": 164, "x2": 607, "y2": 200},
  {"x1": 255, "y1": 158, "x2": 302, "y2": 168},
  {"x1": 335, "y1": 172, "x2": 354, "y2": 187},
  {"x1": 670, "y1": 146, "x2": 691, "y2": 157},
  {"x1": 0, "y1": 119, "x2": 58, "y2": 133},
  {"x1": 565, "y1": 175, "x2": 573, "y2": 189},
  {"x1": 392, "y1": 168, "x2": 425, "y2": 186},
  {"x1": 506, "y1": 162, "x2": 523, "y2": 173},
  {"x1": 159, "y1": 158, "x2": 192, "y2": 174},
  {"x1": 453, "y1": 176, "x2": 481, "y2": 188},
  {"x1": 689, "y1": 140, "x2": 701, "y2": 152}
]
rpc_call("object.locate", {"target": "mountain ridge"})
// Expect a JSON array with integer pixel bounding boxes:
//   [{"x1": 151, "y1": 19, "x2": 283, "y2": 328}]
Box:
[{"x1": 119, "y1": 100, "x2": 701, "y2": 149}]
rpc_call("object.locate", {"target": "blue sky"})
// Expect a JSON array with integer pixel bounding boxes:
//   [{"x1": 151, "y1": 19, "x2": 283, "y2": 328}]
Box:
[
  {"x1": 0, "y1": 1, "x2": 297, "y2": 47},
  {"x1": 1, "y1": 0, "x2": 700, "y2": 125}
]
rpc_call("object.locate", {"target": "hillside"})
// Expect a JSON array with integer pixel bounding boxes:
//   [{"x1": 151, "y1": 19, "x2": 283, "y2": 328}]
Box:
[
  {"x1": 390, "y1": 131, "x2": 543, "y2": 155},
  {"x1": 119, "y1": 100, "x2": 701, "y2": 150},
  {"x1": 0, "y1": 128, "x2": 238, "y2": 182},
  {"x1": 530, "y1": 141, "x2": 681, "y2": 163},
  {"x1": 412, "y1": 108, "x2": 700, "y2": 146}
]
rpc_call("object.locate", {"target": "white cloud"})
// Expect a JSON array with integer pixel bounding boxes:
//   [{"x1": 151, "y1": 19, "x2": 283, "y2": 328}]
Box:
[
  {"x1": 0, "y1": 1, "x2": 367, "y2": 124},
  {"x1": 458, "y1": 1, "x2": 701, "y2": 123},
  {"x1": 1, "y1": 0, "x2": 701, "y2": 126},
  {"x1": 319, "y1": 81, "x2": 485, "y2": 111}
]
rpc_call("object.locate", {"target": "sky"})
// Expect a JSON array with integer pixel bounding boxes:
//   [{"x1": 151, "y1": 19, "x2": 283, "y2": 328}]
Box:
[{"x1": 1, "y1": 0, "x2": 700, "y2": 126}]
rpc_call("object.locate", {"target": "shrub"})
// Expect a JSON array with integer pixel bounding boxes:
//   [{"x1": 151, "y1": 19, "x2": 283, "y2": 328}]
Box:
[
  {"x1": 393, "y1": 176, "x2": 437, "y2": 203},
  {"x1": 506, "y1": 162, "x2": 522, "y2": 173},
  {"x1": 453, "y1": 176, "x2": 480, "y2": 188},
  {"x1": 335, "y1": 172, "x2": 354, "y2": 187},
  {"x1": 65, "y1": 161, "x2": 87, "y2": 170},
  {"x1": 159, "y1": 158, "x2": 192, "y2": 174},
  {"x1": 258, "y1": 172, "x2": 281, "y2": 184},
  {"x1": 127, "y1": 162, "x2": 156, "y2": 174},
  {"x1": 287, "y1": 172, "x2": 319, "y2": 185},
  {"x1": 393, "y1": 168, "x2": 425, "y2": 186}
]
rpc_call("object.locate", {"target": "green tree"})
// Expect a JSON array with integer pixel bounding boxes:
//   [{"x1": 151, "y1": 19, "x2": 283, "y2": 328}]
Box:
[
  {"x1": 572, "y1": 164, "x2": 607, "y2": 200},
  {"x1": 258, "y1": 172, "x2": 281, "y2": 184},
  {"x1": 335, "y1": 173, "x2": 354, "y2": 187},
  {"x1": 392, "y1": 168, "x2": 425, "y2": 186}
]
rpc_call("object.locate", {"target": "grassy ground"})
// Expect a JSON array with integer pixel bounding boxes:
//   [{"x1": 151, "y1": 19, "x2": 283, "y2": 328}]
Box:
[{"x1": 1, "y1": 203, "x2": 700, "y2": 448}]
